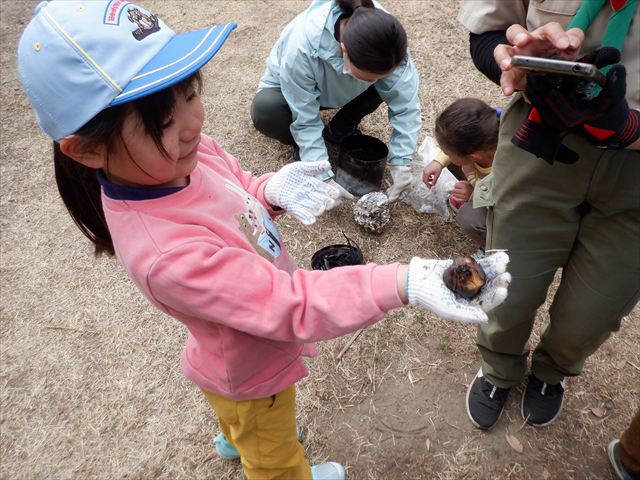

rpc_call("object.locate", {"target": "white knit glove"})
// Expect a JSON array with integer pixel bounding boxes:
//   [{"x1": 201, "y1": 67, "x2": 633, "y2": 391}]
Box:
[
  {"x1": 387, "y1": 165, "x2": 412, "y2": 202},
  {"x1": 406, "y1": 252, "x2": 511, "y2": 324},
  {"x1": 265, "y1": 161, "x2": 341, "y2": 225},
  {"x1": 326, "y1": 179, "x2": 356, "y2": 200}
]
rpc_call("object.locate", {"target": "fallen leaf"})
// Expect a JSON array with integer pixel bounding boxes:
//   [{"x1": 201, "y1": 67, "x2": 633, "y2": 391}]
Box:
[
  {"x1": 426, "y1": 438, "x2": 431, "y2": 451},
  {"x1": 505, "y1": 431, "x2": 523, "y2": 453},
  {"x1": 542, "y1": 468, "x2": 551, "y2": 480},
  {"x1": 591, "y1": 406, "x2": 606, "y2": 418}
]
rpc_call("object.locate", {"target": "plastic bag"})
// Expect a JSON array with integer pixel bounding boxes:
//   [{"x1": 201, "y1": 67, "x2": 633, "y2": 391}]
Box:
[{"x1": 402, "y1": 136, "x2": 456, "y2": 219}]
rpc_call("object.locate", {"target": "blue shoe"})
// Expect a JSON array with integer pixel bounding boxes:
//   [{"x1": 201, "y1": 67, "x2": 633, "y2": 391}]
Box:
[
  {"x1": 311, "y1": 462, "x2": 346, "y2": 480},
  {"x1": 211, "y1": 426, "x2": 303, "y2": 460},
  {"x1": 212, "y1": 433, "x2": 240, "y2": 460}
]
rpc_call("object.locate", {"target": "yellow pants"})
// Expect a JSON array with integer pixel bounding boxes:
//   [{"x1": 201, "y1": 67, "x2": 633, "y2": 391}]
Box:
[{"x1": 202, "y1": 385, "x2": 312, "y2": 480}]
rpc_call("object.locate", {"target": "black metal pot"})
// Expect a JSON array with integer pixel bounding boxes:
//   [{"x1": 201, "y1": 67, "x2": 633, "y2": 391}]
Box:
[
  {"x1": 335, "y1": 134, "x2": 388, "y2": 197},
  {"x1": 311, "y1": 235, "x2": 364, "y2": 271}
]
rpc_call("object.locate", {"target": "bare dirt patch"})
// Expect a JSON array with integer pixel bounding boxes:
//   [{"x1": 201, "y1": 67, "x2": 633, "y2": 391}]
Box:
[{"x1": 1, "y1": 2, "x2": 638, "y2": 479}]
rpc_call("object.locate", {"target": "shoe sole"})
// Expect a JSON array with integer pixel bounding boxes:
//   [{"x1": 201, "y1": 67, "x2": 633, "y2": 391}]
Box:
[
  {"x1": 465, "y1": 374, "x2": 505, "y2": 431},
  {"x1": 520, "y1": 386, "x2": 564, "y2": 428}
]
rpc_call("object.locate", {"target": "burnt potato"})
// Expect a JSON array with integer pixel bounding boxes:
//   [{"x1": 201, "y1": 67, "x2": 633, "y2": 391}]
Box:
[{"x1": 443, "y1": 256, "x2": 487, "y2": 300}]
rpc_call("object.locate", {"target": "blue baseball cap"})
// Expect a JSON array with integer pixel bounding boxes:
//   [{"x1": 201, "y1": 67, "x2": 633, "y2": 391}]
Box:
[{"x1": 17, "y1": 1, "x2": 236, "y2": 140}]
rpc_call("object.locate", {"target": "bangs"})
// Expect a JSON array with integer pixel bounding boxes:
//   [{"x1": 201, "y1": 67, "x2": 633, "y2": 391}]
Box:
[
  {"x1": 74, "y1": 71, "x2": 203, "y2": 158},
  {"x1": 131, "y1": 72, "x2": 203, "y2": 157}
]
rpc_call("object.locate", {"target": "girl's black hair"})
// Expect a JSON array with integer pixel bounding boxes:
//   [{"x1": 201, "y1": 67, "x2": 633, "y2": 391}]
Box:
[
  {"x1": 53, "y1": 72, "x2": 202, "y2": 257},
  {"x1": 337, "y1": 0, "x2": 407, "y2": 74},
  {"x1": 434, "y1": 98, "x2": 499, "y2": 156}
]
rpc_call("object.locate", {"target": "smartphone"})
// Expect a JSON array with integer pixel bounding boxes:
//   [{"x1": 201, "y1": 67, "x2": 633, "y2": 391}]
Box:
[{"x1": 511, "y1": 55, "x2": 606, "y2": 86}]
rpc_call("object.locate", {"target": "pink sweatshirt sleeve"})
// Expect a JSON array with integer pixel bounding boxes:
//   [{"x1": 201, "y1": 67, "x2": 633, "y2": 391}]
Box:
[
  {"x1": 199, "y1": 135, "x2": 282, "y2": 217},
  {"x1": 147, "y1": 243, "x2": 404, "y2": 342}
]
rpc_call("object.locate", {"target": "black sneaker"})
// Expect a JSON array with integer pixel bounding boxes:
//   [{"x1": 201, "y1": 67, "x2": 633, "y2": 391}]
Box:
[
  {"x1": 466, "y1": 368, "x2": 511, "y2": 430},
  {"x1": 322, "y1": 123, "x2": 362, "y2": 145},
  {"x1": 608, "y1": 439, "x2": 638, "y2": 480},
  {"x1": 521, "y1": 374, "x2": 566, "y2": 427}
]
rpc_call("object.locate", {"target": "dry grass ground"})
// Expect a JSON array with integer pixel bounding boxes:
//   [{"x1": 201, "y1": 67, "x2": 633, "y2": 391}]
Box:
[{"x1": 1, "y1": 1, "x2": 638, "y2": 479}]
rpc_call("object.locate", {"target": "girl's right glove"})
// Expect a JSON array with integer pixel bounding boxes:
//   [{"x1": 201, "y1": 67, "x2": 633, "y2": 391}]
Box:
[
  {"x1": 407, "y1": 252, "x2": 511, "y2": 324},
  {"x1": 265, "y1": 161, "x2": 341, "y2": 225}
]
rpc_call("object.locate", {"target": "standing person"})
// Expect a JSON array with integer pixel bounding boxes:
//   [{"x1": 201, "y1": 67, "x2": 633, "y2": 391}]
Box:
[
  {"x1": 608, "y1": 408, "x2": 640, "y2": 480},
  {"x1": 456, "y1": 0, "x2": 640, "y2": 430},
  {"x1": 17, "y1": 2, "x2": 510, "y2": 479},
  {"x1": 250, "y1": 0, "x2": 421, "y2": 202},
  {"x1": 422, "y1": 98, "x2": 501, "y2": 250}
]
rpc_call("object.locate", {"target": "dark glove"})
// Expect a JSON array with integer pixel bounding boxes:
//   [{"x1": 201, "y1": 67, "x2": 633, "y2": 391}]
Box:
[
  {"x1": 522, "y1": 47, "x2": 639, "y2": 149},
  {"x1": 522, "y1": 48, "x2": 621, "y2": 130},
  {"x1": 509, "y1": 50, "x2": 612, "y2": 164},
  {"x1": 511, "y1": 107, "x2": 579, "y2": 164},
  {"x1": 571, "y1": 62, "x2": 640, "y2": 149}
]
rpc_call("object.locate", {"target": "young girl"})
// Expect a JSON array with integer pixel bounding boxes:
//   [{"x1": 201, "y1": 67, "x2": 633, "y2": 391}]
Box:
[
  {"x1": 251, "y1": 0, "x2": 421, "y2": 202},
  {"x1": 422, "y1": 98, "x2": 501, "y2": 249},
  {"x1": 18, "y1": 3, "x2": 509, "y2": 479}
]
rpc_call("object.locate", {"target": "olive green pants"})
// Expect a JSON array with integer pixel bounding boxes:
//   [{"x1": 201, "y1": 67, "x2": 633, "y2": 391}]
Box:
[
  {"x1": 250, "y1": 85, "x2": 383, "y2": 146},
  {"x1": 455, "y1": 203, "x2": 487, "y2": 248},
  {"x1": 479, "y1": 95, "x2": 640, "y2": 388}
]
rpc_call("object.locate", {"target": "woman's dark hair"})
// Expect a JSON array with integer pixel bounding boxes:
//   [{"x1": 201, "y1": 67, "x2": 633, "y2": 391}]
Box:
[
  {"x1": 338, "y1": 0, "x2": 407, "y2": 74},
  {"x1": 434, "y1": 98, "x2": 499, "y2": 156},
  {"x1": 54, "y1": 72, "x2": 202, "y2": 256}
]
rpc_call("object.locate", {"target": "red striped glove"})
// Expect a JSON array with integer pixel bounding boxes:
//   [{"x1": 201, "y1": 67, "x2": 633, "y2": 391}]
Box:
[{"x1": 511, "y1": 107, "x2": 579, "y2": 164}]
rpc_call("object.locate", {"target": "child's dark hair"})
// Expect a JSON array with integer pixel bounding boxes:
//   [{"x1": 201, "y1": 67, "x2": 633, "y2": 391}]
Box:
[
  {"x1": 434, "y1": 98, "x2": 499, "y2": 156},
  {"x1": 54, "y1": 72, "x2": 202, "y2": 257},
  {"x1": 337, "y1": 0, "x2": 407, "y2": 74}
]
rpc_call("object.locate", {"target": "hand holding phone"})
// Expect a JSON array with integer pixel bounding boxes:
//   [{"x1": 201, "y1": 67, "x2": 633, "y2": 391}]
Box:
[{"x1": 494, "y1": 23, "x2": 585, "y2": 96}]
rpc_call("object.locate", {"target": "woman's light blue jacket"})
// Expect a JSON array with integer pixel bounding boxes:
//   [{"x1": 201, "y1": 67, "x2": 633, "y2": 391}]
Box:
[{"x1": 258, "y1": 0, "x2": 421, "y2": 167}]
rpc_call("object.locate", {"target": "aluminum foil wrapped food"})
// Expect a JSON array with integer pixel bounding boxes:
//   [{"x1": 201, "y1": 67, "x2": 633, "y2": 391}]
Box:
[{"x1": 353, "y1": 192, "x2": 390, "y2": 234}]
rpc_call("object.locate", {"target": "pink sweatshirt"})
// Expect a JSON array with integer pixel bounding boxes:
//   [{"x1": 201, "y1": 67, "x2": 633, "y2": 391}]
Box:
[{"x1": 101, "y1": 135, "x2": 404, "y2": 401}]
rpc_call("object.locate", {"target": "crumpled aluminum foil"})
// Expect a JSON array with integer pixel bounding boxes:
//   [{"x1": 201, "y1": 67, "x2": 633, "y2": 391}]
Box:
[{"x1": 353, "y1": 192, "x2": 390, "y2": 234}]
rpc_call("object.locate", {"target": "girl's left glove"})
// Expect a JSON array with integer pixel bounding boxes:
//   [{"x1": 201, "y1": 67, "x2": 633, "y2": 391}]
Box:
[
  {"x1": 265, "y1": 161, "x2": 341, "y2": 225},
  {"x1": 407, "y1": 252, "x2": 511, "y2": 324}
]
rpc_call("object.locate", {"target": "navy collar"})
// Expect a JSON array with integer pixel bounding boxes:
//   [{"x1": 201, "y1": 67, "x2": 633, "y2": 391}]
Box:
[{"x1": 96, "y1": 170, "x2": 186, "y2": 200}]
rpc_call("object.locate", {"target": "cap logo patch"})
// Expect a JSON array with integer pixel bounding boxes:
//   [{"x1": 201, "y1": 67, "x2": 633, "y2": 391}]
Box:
[
  {"x1": 104, "y1": 0, "x2": 130, "y2": 25},
  {"x1": 127, "y1": 8, "x2": 161, "y2": 41}
]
